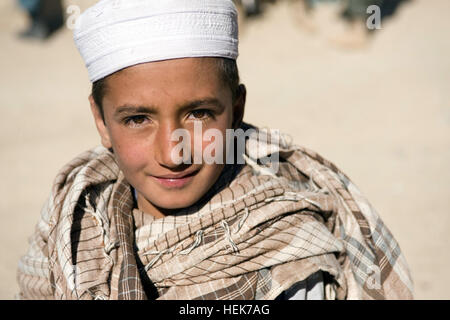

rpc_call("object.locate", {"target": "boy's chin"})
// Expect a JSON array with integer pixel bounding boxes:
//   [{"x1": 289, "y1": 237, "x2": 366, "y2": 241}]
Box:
[{"x1": 150, "y1": 194, "x2": 202, "y2": 211}]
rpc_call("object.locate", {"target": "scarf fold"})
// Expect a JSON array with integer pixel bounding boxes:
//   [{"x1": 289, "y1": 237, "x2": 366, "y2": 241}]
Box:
[{"x1": 17, "y1": 123, "x2": 414, "y2": 300}]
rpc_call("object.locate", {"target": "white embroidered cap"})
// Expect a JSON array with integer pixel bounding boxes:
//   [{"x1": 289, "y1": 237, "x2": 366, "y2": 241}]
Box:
[{"x1": 73, "y1": 0, "x2": 239, "y2": 83}]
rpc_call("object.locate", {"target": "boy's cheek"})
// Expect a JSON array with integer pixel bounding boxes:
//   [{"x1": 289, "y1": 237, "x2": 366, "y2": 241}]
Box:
[{"x1": 113, "y1": 139, "x2": 151, "y2": 172}]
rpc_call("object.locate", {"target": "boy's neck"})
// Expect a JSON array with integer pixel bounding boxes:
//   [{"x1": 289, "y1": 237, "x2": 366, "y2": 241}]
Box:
[{"x1": 135, "y1": 191, "x2": 173, "y2": 219}]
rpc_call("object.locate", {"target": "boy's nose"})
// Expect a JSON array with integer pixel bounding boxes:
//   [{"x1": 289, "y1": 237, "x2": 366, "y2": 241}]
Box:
[{"x1": 154, "y1": 122, "x2": 189, "y2": 169}]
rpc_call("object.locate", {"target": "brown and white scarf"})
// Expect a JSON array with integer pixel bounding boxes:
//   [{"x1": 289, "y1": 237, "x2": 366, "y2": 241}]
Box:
[{"x1": 17, "y1": 123, "x2": 414, "y2": 300}]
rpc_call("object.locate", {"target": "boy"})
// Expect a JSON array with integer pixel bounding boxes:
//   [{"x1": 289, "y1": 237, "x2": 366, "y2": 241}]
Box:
[{"x1": 17, "y1": 0, "x2": 413, "y2": 300}]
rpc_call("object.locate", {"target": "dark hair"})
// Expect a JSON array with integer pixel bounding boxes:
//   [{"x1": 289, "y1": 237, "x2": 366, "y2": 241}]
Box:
[{"x1": 92, "y1": 58, "x2": 240, "y2": 121}]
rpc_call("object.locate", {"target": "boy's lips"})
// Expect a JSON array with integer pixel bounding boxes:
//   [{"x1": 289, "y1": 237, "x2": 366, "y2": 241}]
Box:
[{"x1": 152, "y1": 169, "x2": 199, "y2": 188}]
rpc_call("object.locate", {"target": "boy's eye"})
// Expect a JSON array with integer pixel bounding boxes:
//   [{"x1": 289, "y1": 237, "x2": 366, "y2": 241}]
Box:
[
  {"x1": 124, "y1": 115, "x2": 150, "y2": 127},
  {"x1": 188, "y1": 109, "x2": 213, "y2": 120}
]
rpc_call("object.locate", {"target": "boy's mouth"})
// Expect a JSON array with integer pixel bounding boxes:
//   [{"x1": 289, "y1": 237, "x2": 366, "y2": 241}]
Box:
[{"x1": 152, "y1": 169, "x2": 199, "y2": 189}]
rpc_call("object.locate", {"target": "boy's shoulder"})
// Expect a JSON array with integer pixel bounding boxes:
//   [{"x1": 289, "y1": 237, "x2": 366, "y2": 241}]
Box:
[
  {"x1": 241, "y1": 122, "x2": 346, "y2": 184},
  {"x1": 52, "y1": 146, "x2": 119, "y2": 191}
]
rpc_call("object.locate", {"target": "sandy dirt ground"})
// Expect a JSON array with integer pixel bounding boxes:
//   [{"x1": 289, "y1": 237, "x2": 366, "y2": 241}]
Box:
[{"x1": 0, "y1": 0, "x2": 449, "y2": 299}]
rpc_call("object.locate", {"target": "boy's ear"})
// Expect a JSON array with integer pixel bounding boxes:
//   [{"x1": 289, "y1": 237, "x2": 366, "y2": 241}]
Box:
[
  {"x1": 89, "y1": 95, "x2": 112, "y2": 149},
  {"x1": 232, "y1": 84, "x2": 246, "y2": 129}
]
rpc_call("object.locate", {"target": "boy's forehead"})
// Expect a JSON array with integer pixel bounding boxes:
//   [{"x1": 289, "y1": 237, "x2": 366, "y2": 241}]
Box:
[
  {"x1": 104, "y1": 58, "x2": 230, "y2": 110},
  {"x1": 107, "y1": 58, "x2": 223, "y2": 93},
  {"x1": 112, "y1": 57, "x2": 220, "y2": 78}
]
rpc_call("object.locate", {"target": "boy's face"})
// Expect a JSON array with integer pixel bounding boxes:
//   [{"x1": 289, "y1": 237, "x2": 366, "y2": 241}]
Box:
[{"x1": 90, "y1": 57, "x2": 245, "y2": 218}]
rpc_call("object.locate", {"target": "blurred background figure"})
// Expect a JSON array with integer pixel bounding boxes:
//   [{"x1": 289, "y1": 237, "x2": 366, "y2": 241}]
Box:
[
  {"x1": 17, "y1": 0, "x2": 64, "y2": 40},
  {"x1": 333, "y1": 0, "x2": 386, "y2": 47},
  {"x1": 234, "y1": 0, "x2": 278, "y2": 31},
  {"x1": 240, "y1": 0, "x2": 262, "y2": 16},
  {"x1": 341, "y1": 0, "x2": 411, "y2": 21},
  {"x1": 246, "y1": 0, "x2": 411, "y2": 48},
  {"x1": 234, "y1": 0, "x2": 263, "y2": 29},
  {"x1": 336, "y1": 0, "x2": 411, "y2": 47}
]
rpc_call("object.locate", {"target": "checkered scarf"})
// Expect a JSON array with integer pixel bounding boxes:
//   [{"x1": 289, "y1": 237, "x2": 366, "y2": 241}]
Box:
[{"x1": 17, "y1": 123, "x2": 414, "y2": 300}]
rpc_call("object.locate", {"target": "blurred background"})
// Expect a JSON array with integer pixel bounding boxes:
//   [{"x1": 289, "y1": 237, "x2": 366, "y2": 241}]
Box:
[{"x1": 0, "y1": 0, "x2": 449, "y2": 300}]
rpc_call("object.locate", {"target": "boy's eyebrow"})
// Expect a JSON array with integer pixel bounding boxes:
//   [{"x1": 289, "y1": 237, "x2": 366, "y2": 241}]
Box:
[
  {"x1": 115, "y1": 98, "x2": 226, "y2": 116},
  {"x1": 178, "y1": 98, "x2": 226, "y2": 113},
  {"x1": 115, "y1": 105, "x2": 158, "y2": 116}
]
